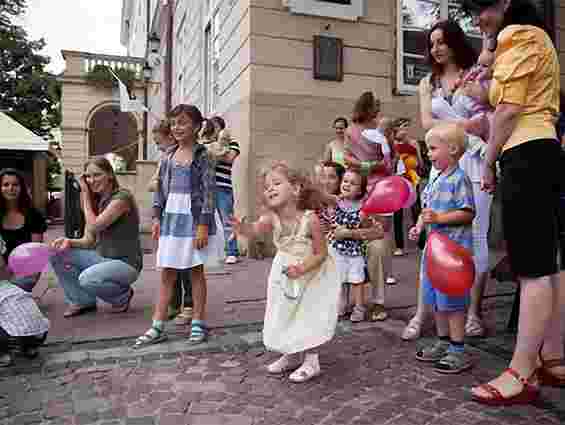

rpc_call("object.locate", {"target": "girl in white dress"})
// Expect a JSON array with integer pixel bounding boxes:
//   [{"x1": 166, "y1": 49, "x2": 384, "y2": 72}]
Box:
[{"x1": 232, "y1": 161, "x2": 341, "y2": 382}]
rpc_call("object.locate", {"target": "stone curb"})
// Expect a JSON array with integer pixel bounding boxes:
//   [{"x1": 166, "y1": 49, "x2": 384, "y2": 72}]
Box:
[
  {"x1": 1, "y1": 302, "x2": 521, "y2": 379},
  {"x1": 0, "y1": 319, "x2": 415, "y2": 378}
]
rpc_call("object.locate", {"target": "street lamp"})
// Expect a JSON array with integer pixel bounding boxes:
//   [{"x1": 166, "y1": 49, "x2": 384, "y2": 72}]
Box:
[
  {"x1": 148, "y1": 32, "x2": 160, "y2": 53},
  {"x1": 142, "y1": 62, "x2": 152, "y2": 81}
]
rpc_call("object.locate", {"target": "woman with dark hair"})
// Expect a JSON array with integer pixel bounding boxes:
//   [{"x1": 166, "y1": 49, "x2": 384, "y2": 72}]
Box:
[
  {"x1": 323, "y1": 117, "x2": 349, "y2": 167},
  {"x1": 50, "y1": 157, "x2": 142, "y2": 317},
  {"x1": 402, "y1": 19, "x2": 494, "y2": 344},
  {"x1": 460, "y1": 0, "x2": 565, "y2": 405},
  {"x1": 0, "y1": 168, "x2": 47, "y2": 292}
]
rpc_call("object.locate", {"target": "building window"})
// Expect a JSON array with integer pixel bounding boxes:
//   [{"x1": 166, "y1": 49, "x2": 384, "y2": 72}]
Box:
[
  {"x1": 204, "y1": 23, "x2": 214, "y2": 115},
  {"x1": 203, "y1": 7, "x2": 220, "y2": 115},
  {"x1": 396, "y1": 0, "x2": 481, "y2": 94},
  {"x1": 284, "y1": 0, "x2": 365, "y2": 21}
]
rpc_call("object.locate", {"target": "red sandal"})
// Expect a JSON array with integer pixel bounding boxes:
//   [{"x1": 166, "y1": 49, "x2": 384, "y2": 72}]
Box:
[{"x1": 471, "y1": 368, "x2": 539, "y2": 406}]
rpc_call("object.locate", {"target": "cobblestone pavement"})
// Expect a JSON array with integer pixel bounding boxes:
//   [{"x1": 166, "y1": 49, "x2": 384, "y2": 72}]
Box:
[{"x1": 1, "y1": 321, "x2": 563, "y2": 425}]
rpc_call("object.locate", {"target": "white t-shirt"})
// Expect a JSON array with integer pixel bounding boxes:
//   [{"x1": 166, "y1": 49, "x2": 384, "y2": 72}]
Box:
[
  {"x1": 362, "y1": 128, "x2": 407, "y2": 175},
  {"x1": 361, "y1": 128, "x2": 391, "y2": 158}
]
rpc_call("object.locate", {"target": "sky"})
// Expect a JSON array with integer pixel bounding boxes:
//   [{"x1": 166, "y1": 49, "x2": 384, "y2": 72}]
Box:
[{"x1": 21, "y1": 0, "x2": 126, "y2": 74}]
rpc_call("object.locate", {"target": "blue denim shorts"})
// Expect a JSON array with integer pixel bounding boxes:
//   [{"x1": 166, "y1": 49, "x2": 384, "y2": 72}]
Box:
[{"x1": 420, "y1": 255, "x2": 469, "y2": 312}]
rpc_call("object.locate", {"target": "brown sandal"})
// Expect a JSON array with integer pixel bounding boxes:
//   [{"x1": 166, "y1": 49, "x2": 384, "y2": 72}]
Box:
[
  {"x1": 63, "y1": 304, "x2": 97, "y2": 318},
  {"x1": 538, "y1": 346, "x2": 565, "y2": 387}
]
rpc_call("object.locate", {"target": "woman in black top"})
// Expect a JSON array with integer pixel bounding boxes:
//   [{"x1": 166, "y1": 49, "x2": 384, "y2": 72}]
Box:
[{"x1": 0, "y1": 168, "x2": 47, "y2": 292}]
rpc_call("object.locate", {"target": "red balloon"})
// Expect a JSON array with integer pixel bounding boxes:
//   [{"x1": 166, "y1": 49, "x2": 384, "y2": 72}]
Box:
[
  {"x1": 361, "y1": 176, "x2": 411, "y2": 214},
  {"x1": 425, "y1": 232, "x2": 475, "y2": 296}
]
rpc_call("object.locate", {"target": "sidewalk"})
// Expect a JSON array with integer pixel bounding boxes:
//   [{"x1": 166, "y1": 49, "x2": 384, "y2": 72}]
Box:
[
  {"x1": 0, "y1": 321, "x2": 563, "y2": 425},
  {"x1": 3, "y1": 226, "x2": 564, "y2": 424},
  {"x1": 35, "y1": 225, "x2": 509, "y2": 346}
]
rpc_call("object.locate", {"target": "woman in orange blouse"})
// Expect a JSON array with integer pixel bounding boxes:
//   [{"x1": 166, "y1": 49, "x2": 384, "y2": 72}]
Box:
[{"x1": 463, "y1": 0, "x2": 565, "y2": 405}]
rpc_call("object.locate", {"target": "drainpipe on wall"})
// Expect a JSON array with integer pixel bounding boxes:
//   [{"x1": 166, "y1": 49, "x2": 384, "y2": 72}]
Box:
[
  {"x1": 165, "y1": 1, "x2": 173, "y2": 114},
  {"x1": 142, "y1": 0, "x2": 151, "y2": 160}
]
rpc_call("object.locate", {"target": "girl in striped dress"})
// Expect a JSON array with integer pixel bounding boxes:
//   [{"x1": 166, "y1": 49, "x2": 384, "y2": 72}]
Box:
[{"x1": 134, "y1": 104, "x2": 223, "y2": 347}]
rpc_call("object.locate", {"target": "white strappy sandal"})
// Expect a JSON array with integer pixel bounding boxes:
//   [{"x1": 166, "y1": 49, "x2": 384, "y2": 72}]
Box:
[
  {"x1": 401, "y1": 317, "x2": 423, "y2": 341},
  {"x1": 289, "y1": 361, "x2": 321, "y2": 383}
]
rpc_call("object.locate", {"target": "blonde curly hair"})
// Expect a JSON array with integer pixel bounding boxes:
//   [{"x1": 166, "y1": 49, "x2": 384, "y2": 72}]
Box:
[{"x1": 259, "y1": 161, "x2": 324, "y2": 211}]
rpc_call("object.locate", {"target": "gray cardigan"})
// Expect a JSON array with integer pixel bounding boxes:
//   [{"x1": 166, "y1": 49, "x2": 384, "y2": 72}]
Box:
[{"x1": 152, "y1": 143, "x2": 217, "y2": 235}]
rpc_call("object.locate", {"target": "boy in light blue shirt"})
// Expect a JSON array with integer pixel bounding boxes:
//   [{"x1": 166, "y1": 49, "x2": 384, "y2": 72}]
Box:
[{"x1": 409, "y1": 123, "x2": 475, "y2": 374}]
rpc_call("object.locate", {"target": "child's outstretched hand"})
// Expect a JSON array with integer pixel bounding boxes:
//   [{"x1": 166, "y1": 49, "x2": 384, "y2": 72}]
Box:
[
  {"x1": 284, "y1": 263, "x2": 306, "y2": 279},
  {"x1": 421, "y1": 208, "x2": 439, "y2": 225},
  {"x1": 408, "y1": 225, "x2": 422, "y2": 241},
  {"x1": 463, "y1": 80, "x2": 488, "y2": 103},
  {"x1": 194, "y1": 224, "x2": 209, "y2": 250}
]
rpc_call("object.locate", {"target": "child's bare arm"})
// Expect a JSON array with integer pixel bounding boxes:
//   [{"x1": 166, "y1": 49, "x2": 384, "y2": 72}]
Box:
[
  {"x1": 147, "y1": 162, "x2": 161, "y2": 192},
  {"x1": 422, "y1": 208, "x2": 475, "y2": 226},
  {"x1": 286, "y1": 214, "x2": 328, "y2": 278},
  {"x1": 357, "y1": 215, "x2": 384, "y2": 241},
  {"x1": 464, "y1": 80, "x2": 490, "y2": 104},
  {"x1": 231, "y1": 214, "x2": 274, "y2": 239}
]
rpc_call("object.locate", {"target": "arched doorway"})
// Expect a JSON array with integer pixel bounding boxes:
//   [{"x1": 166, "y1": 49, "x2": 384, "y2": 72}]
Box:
[{"x1": 87, "y1": 104, "x2": 139, "y2": 171}]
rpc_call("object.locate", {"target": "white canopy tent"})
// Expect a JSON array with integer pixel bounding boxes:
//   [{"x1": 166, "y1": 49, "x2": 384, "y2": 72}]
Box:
[{"x1": 0, "y1": 111, "x2": 48, "y2": 151}]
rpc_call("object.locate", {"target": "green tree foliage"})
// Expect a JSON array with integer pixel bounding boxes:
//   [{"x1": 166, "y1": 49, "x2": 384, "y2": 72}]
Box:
[
  {"x1": 47, "y1": 155, "x2": 62, "y2": 190},
  {"x1": 84, "y1": 64, "x2": 138, "y2": 89},
  {"x1": 0, "y1": 0, "x2": 61, "y2": 140}
]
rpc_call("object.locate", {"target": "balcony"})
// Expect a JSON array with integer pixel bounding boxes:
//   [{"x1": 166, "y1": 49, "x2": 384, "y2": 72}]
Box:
[{"x1": 61, "y1": 50, "x2": 145, "y2": 79}]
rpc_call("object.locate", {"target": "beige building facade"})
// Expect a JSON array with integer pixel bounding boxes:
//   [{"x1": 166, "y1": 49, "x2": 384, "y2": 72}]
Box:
[
  {"x1": 121, "y1": 0, "x2": 564, "y2": 229},
  {"x1": 59, "y1": 50, "x2": 158, "y2": 237}
]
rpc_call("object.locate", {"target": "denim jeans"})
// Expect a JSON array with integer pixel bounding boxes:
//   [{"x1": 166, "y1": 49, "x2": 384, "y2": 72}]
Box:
[
  {"x1": 10, "y1": 274, "x2": 40, "y2": 293},
  {"x1": 50, "y1": 248, "x2": 139, "y2": 307},
  {"x1": 215, "y1": 187, "x2": 239, "y2": 257}
]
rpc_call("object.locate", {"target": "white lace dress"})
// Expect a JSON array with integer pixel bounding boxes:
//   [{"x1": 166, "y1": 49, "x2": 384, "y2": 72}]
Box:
[{"x1": 263, "y1": 211, "x2": 341, "y2": 354}]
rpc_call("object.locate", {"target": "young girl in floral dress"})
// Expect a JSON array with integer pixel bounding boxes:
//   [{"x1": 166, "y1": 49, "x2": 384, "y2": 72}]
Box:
[{"x1": 232, "y1": 161, "x2": 341, "y2": 382}]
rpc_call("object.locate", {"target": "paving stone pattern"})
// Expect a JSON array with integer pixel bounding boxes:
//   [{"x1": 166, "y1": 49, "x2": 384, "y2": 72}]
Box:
[{"x1": 1, "y1": 325, "x2": 563, "y2": 425}]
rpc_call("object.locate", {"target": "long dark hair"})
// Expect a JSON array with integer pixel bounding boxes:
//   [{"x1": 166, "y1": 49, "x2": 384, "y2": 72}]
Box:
[
  {"x1": 427, "y1": 20, "x2": 478, "y2": 78},
  {"x1": 0, "y1": 168, "x2": 32, "y2": 216},
  {"x1": 461, "y1": 0, "x2": 548, "y2": 34}
]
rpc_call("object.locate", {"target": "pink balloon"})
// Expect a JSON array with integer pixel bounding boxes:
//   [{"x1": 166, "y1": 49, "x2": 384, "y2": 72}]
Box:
[
  {"x1": 8, "y1": 243, "x2": 53, "y2": 278},
  {"x1": 403, "y1": 182, "x2": 418, "y2": 209},
  {"x1": 425, "y1": 232, "x2": 475, "y2": 297},
  {"x1": 361, "y1": 176, "x2": 411, "y2": 215}
]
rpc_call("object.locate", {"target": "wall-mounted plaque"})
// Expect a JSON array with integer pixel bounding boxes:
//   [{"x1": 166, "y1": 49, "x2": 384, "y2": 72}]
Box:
[
  {"x1": 313, "y1": 35, "x2": 343, "y2": 82},
  {"x1": 284, "y1": 0, "x2": 364, "y2": 21}
]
